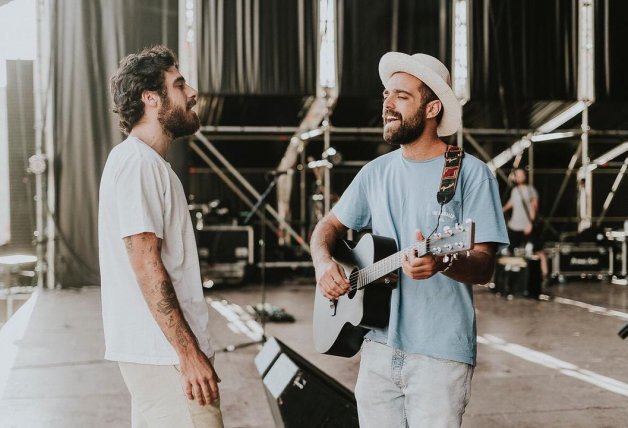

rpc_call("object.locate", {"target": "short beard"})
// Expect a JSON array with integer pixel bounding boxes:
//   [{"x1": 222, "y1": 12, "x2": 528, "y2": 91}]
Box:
[
  {"x1": 157, "y1": 96, "x2": 200, "y2": 139},
  {"x1": 383, "y1": 103, "x2": 426, "y2": 145}
]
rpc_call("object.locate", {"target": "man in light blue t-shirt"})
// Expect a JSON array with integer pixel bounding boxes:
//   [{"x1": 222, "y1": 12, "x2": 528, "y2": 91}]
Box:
[{"x1": 310, "y1": 52, "x2": 508, "y2": 428}]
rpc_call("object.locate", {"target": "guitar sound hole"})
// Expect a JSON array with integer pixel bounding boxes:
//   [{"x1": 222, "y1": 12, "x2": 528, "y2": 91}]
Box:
[
  {"x1": 347, "y1": 287, "x2": 356, "y2": 299},
  {"x1": 347, "y1": 269, "x2": 358, "y2": 299}
]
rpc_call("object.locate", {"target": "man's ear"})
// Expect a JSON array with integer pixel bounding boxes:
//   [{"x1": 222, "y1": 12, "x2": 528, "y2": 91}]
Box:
[
  {"x1": 141, "y1": 90, "x2": 159, "y2": 107},
  {"x1": 425, "y1": 100, "x2": 442, "y2": 120}
]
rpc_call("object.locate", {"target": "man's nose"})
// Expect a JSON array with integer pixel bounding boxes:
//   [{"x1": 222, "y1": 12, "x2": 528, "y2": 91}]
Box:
[
  {"x1": 382, "y1": 95, "x2": 394, "y2": 111},
  {"x1": 187, "y1": 84, "x2": 198, "y2": 99}
]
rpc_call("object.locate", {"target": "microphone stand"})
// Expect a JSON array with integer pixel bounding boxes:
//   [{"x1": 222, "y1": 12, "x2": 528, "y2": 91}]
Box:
[{"x1": 219, "y1": 171, "x2": 285, "y2": 352}]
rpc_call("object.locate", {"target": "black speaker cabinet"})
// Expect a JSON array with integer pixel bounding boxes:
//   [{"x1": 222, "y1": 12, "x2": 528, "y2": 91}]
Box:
[
  {"x1": 196, "y1": 225, "x2": 254, "y2": 264},
  {"x1": 255, "y1": 337, "x2": 359, "y2": 428},
  {"x1": 549, "y1": 243, "x2": 612, "y2": 279},
  {"x1": 492, "y1": 256, "x2": 542, "y2": 299},
  {"x1": 195, "y1": 225, "x2": 254, "y2": 286}
]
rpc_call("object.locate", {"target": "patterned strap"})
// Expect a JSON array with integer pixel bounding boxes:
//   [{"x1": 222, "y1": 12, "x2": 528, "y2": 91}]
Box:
[{"x1": 436, "y1": 145, "x2": 464, "y2": 205}]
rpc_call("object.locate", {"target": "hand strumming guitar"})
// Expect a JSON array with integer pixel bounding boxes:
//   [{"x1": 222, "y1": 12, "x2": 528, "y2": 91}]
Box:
[{"x1": 316, "y1": 259, "x2": 351, "y2": 300}]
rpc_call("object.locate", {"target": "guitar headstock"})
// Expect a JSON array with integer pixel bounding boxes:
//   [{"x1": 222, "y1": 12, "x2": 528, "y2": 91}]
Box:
[{"x1": 426, "y1": 219, "x2": 475, "y2": 256}]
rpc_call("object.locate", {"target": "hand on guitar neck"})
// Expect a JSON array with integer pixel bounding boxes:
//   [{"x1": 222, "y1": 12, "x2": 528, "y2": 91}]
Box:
[
  {"x1": 401, "y1": 230, "x2": 445, "y2": 280},
  {"x1": 317, "y1": 229, "x2": 454, "y2": 299},
  {"x1": 312, "y1": 214, "x2": 496, "y2": 301}
]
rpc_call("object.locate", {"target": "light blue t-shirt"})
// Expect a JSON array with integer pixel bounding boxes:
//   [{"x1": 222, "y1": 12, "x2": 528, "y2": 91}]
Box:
[{"x1": 332, "y1": 148, "x2": 509, "y2": 366}]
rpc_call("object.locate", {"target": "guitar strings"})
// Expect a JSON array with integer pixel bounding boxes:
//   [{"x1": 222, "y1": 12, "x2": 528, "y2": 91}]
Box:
[
  {"x1": 345, "y1": 241, "x2": 427, "y2": 292},
  {"x1": 342, "y1": 204, "x2": 461, "y2": 293},
  {"x1": 342, "y1": 179, "x2": 448, "y2": 293}
]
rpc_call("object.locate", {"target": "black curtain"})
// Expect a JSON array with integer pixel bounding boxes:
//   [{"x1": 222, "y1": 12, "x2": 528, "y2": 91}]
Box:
[
  {"x1": 330, "y1": 0, "x2": 451, "y2": 127},
  {"x1": 469, "y1": 0, "x2": 578, "y2": 129},
  {"x1": 339, "y1": 0, "x2": 451, "y2": 98},
  {"x1": 594, "y1": 0, "x2": 628, "y2": 101},
  {"x1": 197, "y1": 0, "x2": 318, "y2": 95},
  {"x1": 4, "y1": 61, "x2": 36, "y2": 255},
  {"x1": 53, "y1": 0, "x2": 178, "y2": 286}
]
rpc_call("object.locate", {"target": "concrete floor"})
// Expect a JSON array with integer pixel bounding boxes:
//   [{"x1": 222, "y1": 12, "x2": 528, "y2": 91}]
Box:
[{"x1": 0, "y1": 277, "x2": 627, "y2": 428}]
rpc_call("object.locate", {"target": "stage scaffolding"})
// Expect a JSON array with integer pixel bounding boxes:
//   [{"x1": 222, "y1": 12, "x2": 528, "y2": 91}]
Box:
[
  {"x1": 23, "y1": 0, "x2": 626, "y2": 287},
  {"x1": 483, "y1": 0, "x2": 626, "y2": 234},
  {"x1": 183, "y1": 0, "x2": 626, "y2": 260}
]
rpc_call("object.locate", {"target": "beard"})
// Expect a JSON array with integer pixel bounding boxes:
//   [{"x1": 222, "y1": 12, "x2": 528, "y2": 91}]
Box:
[
  {"x1": 157, "y1": 96, "x2": 200, "y2": 139},
  {"x1": 383, "y1": 103, "x2": 427, "y2": 145}
]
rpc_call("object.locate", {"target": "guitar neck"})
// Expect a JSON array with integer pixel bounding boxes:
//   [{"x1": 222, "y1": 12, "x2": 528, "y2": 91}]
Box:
[
  {"x1": 357, "y1": 242, "x2": 428, "y2": 288},
  {"x1": 353, "y1": 222, "x2": 474, "y2": 289}
]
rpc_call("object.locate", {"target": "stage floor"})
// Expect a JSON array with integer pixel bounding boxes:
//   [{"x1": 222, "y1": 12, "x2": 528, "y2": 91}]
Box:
[{"x1": 0, "y1": 277, "x2": 627, "y2": 427}]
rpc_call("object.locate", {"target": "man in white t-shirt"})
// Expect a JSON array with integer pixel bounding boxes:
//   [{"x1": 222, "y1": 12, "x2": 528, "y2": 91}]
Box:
[{"x1": 99, "y1": 46, "x2": 223, "y2": 427}]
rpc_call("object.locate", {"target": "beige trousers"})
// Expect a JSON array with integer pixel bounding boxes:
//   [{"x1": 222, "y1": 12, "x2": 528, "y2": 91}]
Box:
[{"x1": 118, "y1": 361, "x2": 224, "y2": 428}]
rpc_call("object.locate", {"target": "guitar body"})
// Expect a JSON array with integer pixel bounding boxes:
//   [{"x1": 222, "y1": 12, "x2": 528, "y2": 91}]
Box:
[
  {"x1": 313, "y1": 234, "x2": 398, "y2": 357},
  {"x1": 312, "y1": 221, "x2": 475, "y2": 358}
]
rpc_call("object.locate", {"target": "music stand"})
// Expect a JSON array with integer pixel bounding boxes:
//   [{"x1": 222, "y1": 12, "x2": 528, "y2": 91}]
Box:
[{"x1": 219, "y1": 171, "x2": 284, "y2": 352}]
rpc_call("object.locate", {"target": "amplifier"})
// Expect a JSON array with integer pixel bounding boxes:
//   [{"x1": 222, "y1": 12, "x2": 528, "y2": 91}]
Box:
[
  {"x1": 491, "y1": 256, "x2": 541, "y2": 299},
  {"x1": 196, "y1": 225, "x2": 254, "y2": 264},
  {"x1": 196, "y1": 225, "x2": 254, "y2": 286},
  {"x1": 548, "y1": 243, "x2": 612, "y2": 279}
]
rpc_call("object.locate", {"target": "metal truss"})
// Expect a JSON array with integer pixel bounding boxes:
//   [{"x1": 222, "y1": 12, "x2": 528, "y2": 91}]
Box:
[{"x1": 486, "y1": 0, "x2": 605, "y2": 233}]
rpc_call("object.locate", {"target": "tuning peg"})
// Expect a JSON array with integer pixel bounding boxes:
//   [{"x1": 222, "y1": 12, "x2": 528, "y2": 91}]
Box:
[
  {"x1": 443, "y1": 226, "x2": 452, "y2": 236},
  {"x1": 432, "y1": 247, "x2": 442, "y2": 254},
  {"x1": 455, "y1": 223, "x2": 464, "y2": 231},
  {"x1": 444, "y1": 244, "x2": 452, "y2": 251}
]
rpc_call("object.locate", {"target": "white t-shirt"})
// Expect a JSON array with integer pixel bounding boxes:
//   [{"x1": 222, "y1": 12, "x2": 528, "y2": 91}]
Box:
[
  {"x1": 98, "y1": 136, "x2": 213, "y2": 365},
  {"x1": 507, "y1": 184, "x2": 538, "y2": 231}
]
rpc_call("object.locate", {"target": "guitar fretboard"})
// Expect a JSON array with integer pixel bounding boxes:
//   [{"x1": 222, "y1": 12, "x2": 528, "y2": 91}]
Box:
[{"x1": 356, "y1": 241, "x2": 428, "y2": 288}]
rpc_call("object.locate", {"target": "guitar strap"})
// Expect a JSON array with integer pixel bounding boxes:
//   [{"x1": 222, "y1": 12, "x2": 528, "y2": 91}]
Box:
[{"x1": 436, "y1": 145, "x2": 464, "y2": 205}]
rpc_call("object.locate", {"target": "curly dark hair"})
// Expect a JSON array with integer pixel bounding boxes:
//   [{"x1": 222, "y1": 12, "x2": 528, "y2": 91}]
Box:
[{"x1": 110, "y1": 45, "x2": 178, "y2": 134}]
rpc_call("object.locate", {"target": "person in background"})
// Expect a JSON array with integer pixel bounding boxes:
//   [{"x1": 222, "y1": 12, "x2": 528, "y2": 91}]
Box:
[
  {"x1": 502, "y1": 167, "x2": 549, "y2": 282},
  {"x1": 99, "y1": 45, "x2": 224, "y2": 428}
]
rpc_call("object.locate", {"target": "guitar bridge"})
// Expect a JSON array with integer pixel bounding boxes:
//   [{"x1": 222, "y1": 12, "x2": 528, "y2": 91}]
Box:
[{"x1": 329, "y1": 299, "x2": 337, "y2": 316}]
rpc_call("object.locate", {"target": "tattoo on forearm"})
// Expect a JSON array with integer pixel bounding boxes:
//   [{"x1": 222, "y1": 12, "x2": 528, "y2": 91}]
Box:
[
  {"x1": 175, "y1": 324, "x2": 190, "y2": 348},
  {"x1": 156, "y1": 280, "x2": 178, "y2": 315},
  {"x1": 130, "y1": 233, "x2": 194, "y2": 351}
]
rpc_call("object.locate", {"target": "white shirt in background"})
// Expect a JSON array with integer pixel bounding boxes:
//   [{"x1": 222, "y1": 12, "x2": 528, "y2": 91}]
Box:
[{"x1": 507, "y1": 184, "x2": 538, "y2": 232}]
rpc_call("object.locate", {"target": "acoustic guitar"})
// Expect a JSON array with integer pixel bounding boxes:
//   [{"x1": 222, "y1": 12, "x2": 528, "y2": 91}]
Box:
[{"x1": 313, "y1": 221, "x2": 475, "y2": 357}]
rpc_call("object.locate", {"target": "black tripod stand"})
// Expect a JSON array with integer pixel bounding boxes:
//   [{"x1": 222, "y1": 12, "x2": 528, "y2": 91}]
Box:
[{"x1": 219, "y1": 171, "x2": 284, "y2": 352}]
